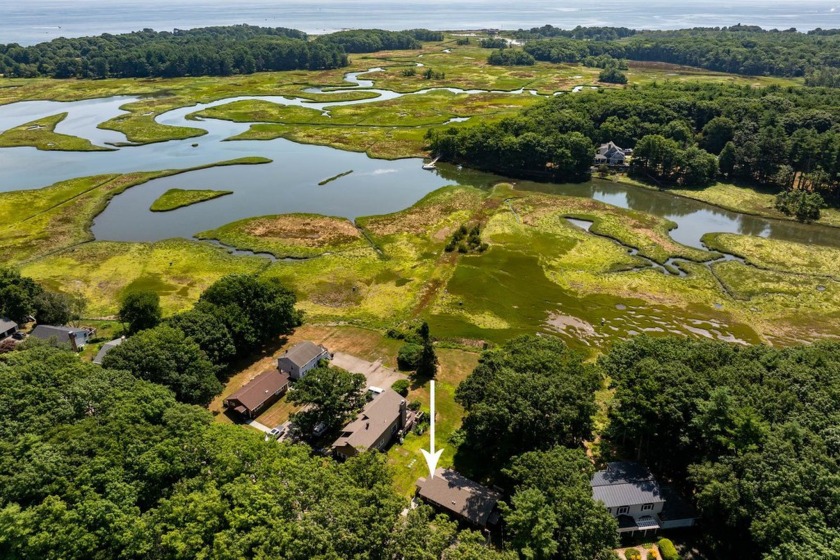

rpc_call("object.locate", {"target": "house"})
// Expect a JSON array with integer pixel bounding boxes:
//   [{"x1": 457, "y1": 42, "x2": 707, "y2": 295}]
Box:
[
  {"x1": 594, "y1": 141, "x2": 628, "y2": 166},
  {"x1": 416, "y1": 469, "x2": 502, "y2": 529},
  {"x1": 30, "y1": 325, "x2": 91, "y2": 351},
  {"x1": 331, "y1": 388, "x2": 413, "y2": 459},
  {"x1": 591, "y1": 462, "x2": 696, "y2": 537},
  {"x1": 92, "y1": 337, "x2": 125, "y2": 365},
  {"x1": 224, "y1": 368, "x2": 290, "y2": 419},
  {"x1": 277, "y1": 341, "x2": 331, "y2": 380},
  {"x1": 0, "y1": 318, "x2": 18, "y2": 341}
]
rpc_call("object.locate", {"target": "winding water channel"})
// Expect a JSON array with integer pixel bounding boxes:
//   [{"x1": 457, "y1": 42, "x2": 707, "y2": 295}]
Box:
[{"x1": 0, "y1": 68, "x2": 838, "y2": 254}]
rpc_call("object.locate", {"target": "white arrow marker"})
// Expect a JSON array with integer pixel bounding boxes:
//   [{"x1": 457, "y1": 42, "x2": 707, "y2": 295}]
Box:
[{"x1": 421, "y1": 380, "x2": 444, "y2": 479}]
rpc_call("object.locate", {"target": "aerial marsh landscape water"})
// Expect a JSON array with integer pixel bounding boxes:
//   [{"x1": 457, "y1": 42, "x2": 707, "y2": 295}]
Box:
[
  {"x1": 2, "y1": 33, "x2": 839, "y2": 351},
  {"x1": 2, "y1": 19, "x2": 840, "y2": 560}
]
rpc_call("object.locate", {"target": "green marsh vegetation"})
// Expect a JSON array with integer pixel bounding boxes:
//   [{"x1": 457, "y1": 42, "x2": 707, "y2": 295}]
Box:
[
  {"x1": 0, "y1": 157, "x2": 269, "y2": 264},
  {"x1": 150, "y1": 188, "x2": 233, "y2": 212},
  {"x1": 0, "y1": 112, "x2": 113, "y2": 151},
  {"x1": 196, "y1": 213, "x2": 372, "y2": 259}
]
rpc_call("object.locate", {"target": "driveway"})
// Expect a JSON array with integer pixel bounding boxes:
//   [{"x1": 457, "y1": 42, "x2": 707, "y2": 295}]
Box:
[{"x1": 331, "y1": 352, "x2": 406, "y2": 389}]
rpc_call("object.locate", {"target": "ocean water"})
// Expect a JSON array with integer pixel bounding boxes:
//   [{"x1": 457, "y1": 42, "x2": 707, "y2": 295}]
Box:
[{"x1": 2, "y1": 0, "x2": 839, "y2": 45}]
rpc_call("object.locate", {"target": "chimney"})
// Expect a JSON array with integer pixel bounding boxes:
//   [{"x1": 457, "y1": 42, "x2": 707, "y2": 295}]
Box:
[{"x1": 399, "y1": 399, "x2": 407, "y2": 430}]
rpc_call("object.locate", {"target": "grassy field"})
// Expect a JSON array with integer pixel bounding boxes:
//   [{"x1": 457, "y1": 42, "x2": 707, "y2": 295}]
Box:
[
  {"x1": 150, "y1": 188, "x2": 233, "y2": 211},
  {"x1": 704, "y1": 233, "x2": 840, "y2": 278},
  {"x1": 0, "y1": 112, "x2": 112, "y2": 151},
  {"x1": 21, "y1": 238, "x2": 270, "y2": 317},
  {"x1": 196, "y1": 213, "x2": 373, "y2": 258}
]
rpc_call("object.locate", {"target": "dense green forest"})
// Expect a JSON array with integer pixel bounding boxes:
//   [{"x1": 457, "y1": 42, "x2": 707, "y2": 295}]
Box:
[
  {"x1": 0, "y1": 26, "x2": 439, "y2": 79},
  {"x1": 601, "y1": 336, "x2": 840, "y2": 559},
  {"x1": 515, "y1": 25, "x2": 840, "y2": 79},
  {"x1": 0, "y1": 344, "x2": 514, "y2": 560},
  {"x1": 428, "y1": 82, "x2": 840, "y2": 209}
]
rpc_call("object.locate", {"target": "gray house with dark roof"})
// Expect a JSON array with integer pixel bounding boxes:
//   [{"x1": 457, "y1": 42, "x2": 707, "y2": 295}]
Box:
[
  {"x1": 30, "y1": 325, "x2": 90, "y2": 351},
  {"x1": 0, "y1": 318, "x2": 18, "y2": 341},
  {"x1": 591, "y1": 462, "x2": 696, "y2": 536},
  {"x1": 277, "y1": 341, "x2": 331, "y2": 380},
  {"x1": 416, "y1": 469, "x2": 502, "y2": 529}
]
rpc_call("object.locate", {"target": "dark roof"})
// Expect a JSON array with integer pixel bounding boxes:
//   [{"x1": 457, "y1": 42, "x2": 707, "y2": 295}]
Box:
[
  {"x1": 660, "y1": 485, "x2": 697, "y2": 522},
  {"x1": 93, "y1": 337, "x2": 125, "y2": 365},
  {"x1": 0, "y1": 318, "x2": 18, "y2": 333},
  {"x1": 225, "y1": 369, "x2": 289, "y2": 412},
  {"x1": 591, "y1": 462, "x2": 664, "y2": 508},
  {"x1": 417, "y1": 469, "x2": 502, "y2": 527},
  {"x1": 280, "y1": 341, "x2": 328, "y2": 368},
  {"x1": 31, "y1": 325, "x2": 85, "y2": 343},
  {"x1": 332, "y1": 389, "x2": 404, "y2": 452}
]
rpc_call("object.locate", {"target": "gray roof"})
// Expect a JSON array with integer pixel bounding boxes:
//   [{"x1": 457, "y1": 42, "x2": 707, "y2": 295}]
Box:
[
  {"x1": 31, "y1": 325, "x2": 85, "y2": 343},
  {"x1": 280, "y1": 341, "x2": 328, "y2": 368},
  {"x1": 332, "y1": 389, "x2": 404, "y2": 452},
  {"x1": 93, "y1": 337, "x2": 125, "y2": 365},
  {"x1": 0, "y1": 318, "x2": 18, "y2": 333},
  {"x1": 591, "y1": 462, "x2": 664, "y2": 508},
  {"x1": 417, "y1": 469, "x2": 502, "y2": 527}
]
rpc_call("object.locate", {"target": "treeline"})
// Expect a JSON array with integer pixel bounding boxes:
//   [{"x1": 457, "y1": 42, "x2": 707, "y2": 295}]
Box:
[
  {"x1": 315, "y1": 28, "x2": 440, "y2": 53},
  {"x1": 429, "y1": 82, "x2": 840, "y2": 207},
  {"x1": 0, "y1": 26, "x2": 441, "y2": 79},
  {"x1": 602, "y1": 336, "x2": 840, "y2": 559},
  {"x1": 487, "y1": 49, "x2": 535, "y2": 66},
  {"x1": 516, "y1": 25, "x2": 840, "y2": 79},
  {"x1": 513, "y1": 25, "x2": 637, "y2": 41}
]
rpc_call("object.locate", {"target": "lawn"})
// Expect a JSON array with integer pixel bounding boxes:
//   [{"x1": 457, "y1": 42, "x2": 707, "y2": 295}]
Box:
[{"x1": 150, "y1": 188, "x2": 232, "y2": 212}]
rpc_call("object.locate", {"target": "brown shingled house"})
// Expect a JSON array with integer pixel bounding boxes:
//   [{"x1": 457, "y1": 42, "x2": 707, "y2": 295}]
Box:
[
  {"x1": 331, "y1": 389, "x2": 413, "y2": 459},
  {"x1": 416, "y1": 469, "x2": 502, "y2": 529},
  {"x1": 224, "y1": 368, "x2": 290, "y2": 419}
]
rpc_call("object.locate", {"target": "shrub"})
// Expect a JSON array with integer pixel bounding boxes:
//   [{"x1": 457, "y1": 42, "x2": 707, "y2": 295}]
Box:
[
  {"x1": 408, "y1": 399, "x2": 422, "y2": 411},
  {"x1": 624, "y1": 549, "x2": 642, "y2": 560},
  {"x1": 599, "y1": 67, "x2": 628, "y2": 84},
  {"x1": 647, "y1": 546, "x2": 659, "y2": 560},
  {"x1": 397, "y1": 343, "x2": 423, "y2": 370},
  {"x1": 401, "y1": 68, "x2": 416, "y2": 77},
  {"x1": 657, "y1": 538, "x2": 679, "y2": 560},
  {"x1": 392, "y1": 379, "x2": 410, "y2": 397}
]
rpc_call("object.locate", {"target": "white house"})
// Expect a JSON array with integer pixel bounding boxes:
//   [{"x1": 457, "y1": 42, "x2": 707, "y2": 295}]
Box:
[
  {"x1": 277, "y1": 341, "x2": 331, "y2": 380},
  {"x1": 594, "y1": 141, "x2": 628, "y2": 166},
  {"x1": 591, "y1": 462, "x2": 696, "y2": 537}
]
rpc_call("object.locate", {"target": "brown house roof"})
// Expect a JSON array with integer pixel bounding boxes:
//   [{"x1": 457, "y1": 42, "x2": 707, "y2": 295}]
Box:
[
  {"x1": 332, "y1": 389, "x2": 404, "y2": 453},
  {"x1": 225, "y1": 368, "x2": 289, "y2": 412},
  {"x1": 416, "y1": 469, "x2": 502, "y2": 527}
]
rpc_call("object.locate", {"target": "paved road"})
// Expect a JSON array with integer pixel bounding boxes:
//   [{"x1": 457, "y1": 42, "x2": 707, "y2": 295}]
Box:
[{"x1": 331, "y1": 352, "x2": 406, "y2": 389}]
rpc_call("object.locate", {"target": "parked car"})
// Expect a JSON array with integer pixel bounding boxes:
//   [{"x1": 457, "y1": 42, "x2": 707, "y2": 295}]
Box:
[
  {"x1": 267, "y1": 426, "x2": 286, "y2": 440},
  {"x1": 313, "y1": 421, "x2": 328, "y2": 437},
  {"x1": 11, "y1": 332, "x2": 25, "y2": 341}
]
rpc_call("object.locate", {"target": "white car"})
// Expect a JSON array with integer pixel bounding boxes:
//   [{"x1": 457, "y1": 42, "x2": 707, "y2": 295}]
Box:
[{"x1": 267, "y1": 426, "x2": 286, "y2": 440}]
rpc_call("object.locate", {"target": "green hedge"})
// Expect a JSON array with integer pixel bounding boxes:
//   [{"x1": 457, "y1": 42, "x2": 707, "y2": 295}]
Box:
[
  {"x1": 624, "y1": 548, "x2": 642, "y2": 560},
  {"x1": 657, "y1": 538, "x2": 679, "y2": 560}
]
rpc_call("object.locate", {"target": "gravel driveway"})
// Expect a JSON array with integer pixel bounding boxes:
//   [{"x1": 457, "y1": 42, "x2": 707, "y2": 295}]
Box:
[{"x1": 331, "y1": 352, "x2": 406, "y2": 389}]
